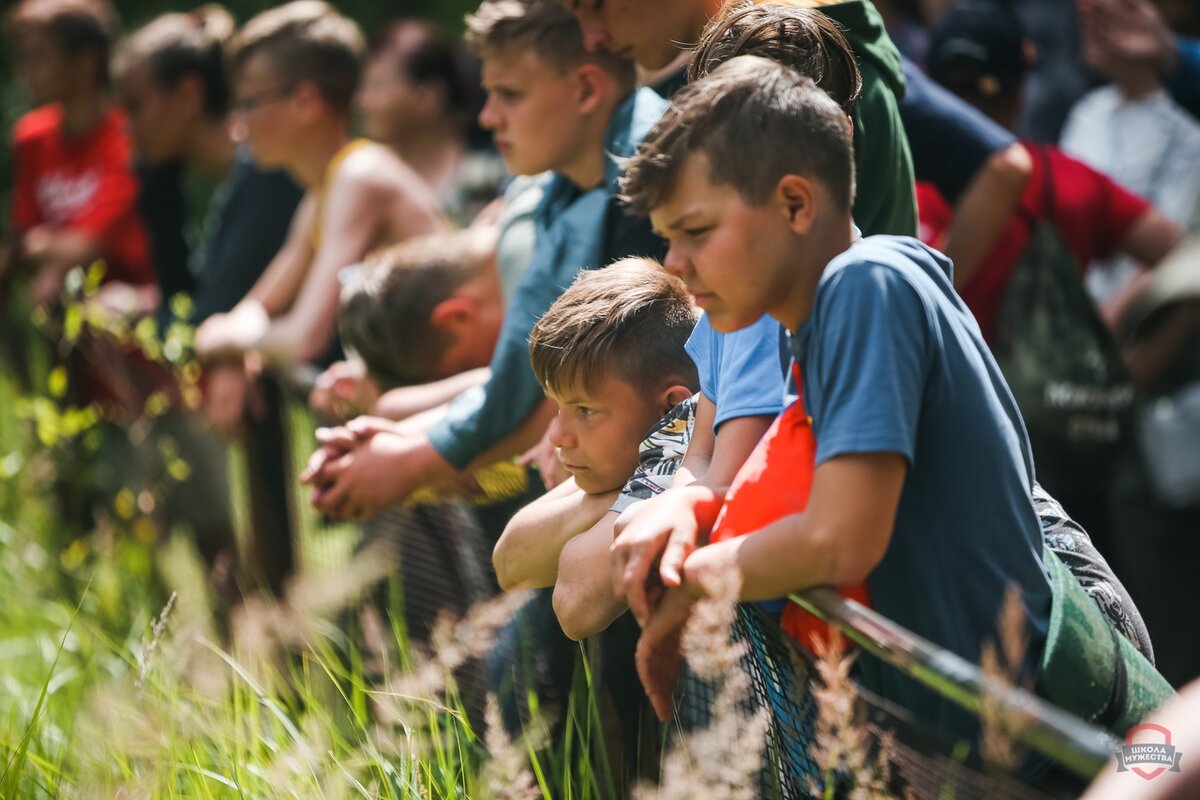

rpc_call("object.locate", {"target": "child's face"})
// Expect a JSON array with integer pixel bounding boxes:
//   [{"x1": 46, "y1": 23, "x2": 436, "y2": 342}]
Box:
[
  {"x1": 234, "y1": 53, "x2": 300, "y2": 169},
  {"x1": 478, "y1": 49, "x2": 592, "y2": 177},
  {"x1": 650, "y1": 153, "x2": 800, "y2": 334},
  {"x1": 356, "y1": 53, "x2": 432, "y2": 145},
  {"x1": 117, "y1": 62, "x2": 193, "y2": 166},
  {"x1": 546, "y1": 374, "x2": 665, "y2": 494},
  {"x1": 15, "y1": 30, "x2": 74, "y2": 106},
  {"x1": 571, "y1": 0, "x2": 706, "y2": 70}
]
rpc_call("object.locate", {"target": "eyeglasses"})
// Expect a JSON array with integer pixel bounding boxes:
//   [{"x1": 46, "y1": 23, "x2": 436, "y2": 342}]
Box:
[{"x1": 233, "y1": 84, "x2": 297, "y2": 113}]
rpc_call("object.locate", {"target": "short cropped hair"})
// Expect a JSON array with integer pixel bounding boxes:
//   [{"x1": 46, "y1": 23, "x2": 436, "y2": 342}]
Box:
[
  {"x1": 465, "y1": 0, "x2": 635, "y2": 89},
  {"x1": 689, "y1": 0, "x2": 862, "y2": 114},
  {"x1": 7, "y1": 0, "x2": 117, "y2": 87},
  {"x1": 529, "y1": 259, "x2": 699, "y2": 398},
  {"x1": 621, "y1": 56, "x2": 856, "y2": 217},
  {"x1": 369, "y1": 20, "x2": 479, "y2": 130},
  {"x1": 118, "y1": 5, "x2": 236, "y2": 119},
  {"x1": 229, "y1": 0, "x2": 364, "y2": 115},
  {"x1": 338, "y1": 229, "x2": 495, "y2": 388}
]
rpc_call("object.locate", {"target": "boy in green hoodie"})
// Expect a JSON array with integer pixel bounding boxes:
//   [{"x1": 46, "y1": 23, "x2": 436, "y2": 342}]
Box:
[{"x1": 570, "y1": 0, "x2": 917, "y2": 238}]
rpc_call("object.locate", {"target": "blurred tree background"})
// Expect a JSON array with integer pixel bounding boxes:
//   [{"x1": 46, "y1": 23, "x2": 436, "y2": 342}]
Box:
[{"x1": 0, "y1": 0, "x2": 483, "y2": 226}]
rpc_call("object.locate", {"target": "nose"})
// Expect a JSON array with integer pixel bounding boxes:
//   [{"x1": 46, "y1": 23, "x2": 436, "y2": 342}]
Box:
[
  {"x1": 662, "y1": 244, "x2": 691, "y2": 279},
  {"x1": 478, "y1": 94, "x2": 501, "y2": 131},
  {"x1": 574, "y1": 6, "x2": 611, "y2": 52},
  {"x1": 547, "y1": 414, "x2": 573, "y2": 451}
]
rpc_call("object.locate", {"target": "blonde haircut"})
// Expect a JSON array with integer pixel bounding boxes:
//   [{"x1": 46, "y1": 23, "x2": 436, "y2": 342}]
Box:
[
  {"x1": 229, "y1": 0, "x2": 364, "y2": 115},
  {"x1": 338, "y1": 229, "x2": 495, "y2": 388},
  {"x1": 465, "y1": 0, "x2": 635, "y2": 89},
  {"x1": 529, "y1": 258, "x2": 699, "y2": 398}
]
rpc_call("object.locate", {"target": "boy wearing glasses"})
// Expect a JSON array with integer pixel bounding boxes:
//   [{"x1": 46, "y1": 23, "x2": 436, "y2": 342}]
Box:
[{"x1": 194, "y1": 1, "x2": 445, "y2": 433}]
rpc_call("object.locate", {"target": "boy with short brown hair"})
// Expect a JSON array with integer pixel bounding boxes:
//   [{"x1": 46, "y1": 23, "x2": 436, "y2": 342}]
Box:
[
  {"x1": 493, "y1": 257, "x2": 698, "y2": 596},
  {"x1": 616, "y1": 55, "x2": 1056, "y2": 752},
  {"x1": 338, "y1": 229, "x2": 504, "y2": 392},
  {"x1": 489, "y1": 257, "x2": 697, "y2": 772},
  {"x1": 302, "y1": 0, "x2": 667, "y2": 521}
]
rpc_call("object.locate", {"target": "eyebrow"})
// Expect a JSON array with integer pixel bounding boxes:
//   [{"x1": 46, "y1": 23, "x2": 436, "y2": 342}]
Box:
[{"x1": 655, "y1": 210, "x2": 702, "y2": 236}]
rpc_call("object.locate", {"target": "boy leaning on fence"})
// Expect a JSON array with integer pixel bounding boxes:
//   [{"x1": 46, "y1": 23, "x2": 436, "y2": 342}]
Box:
[
  {"x1": 493, "y1": 258, "x2": 699, "y2": 632},
  {"x1": 302, "y1": 0, "x2": 667, "y2": 520},
  {"x1": 487, "y1": 257, "x2": 699, "y2": 770},
  {"x1": 192, "y1": 0, "x2": 445, "y2": 435},
  {"x1": 612, "y1": 56, "x2": 1173, "y2": 769}
]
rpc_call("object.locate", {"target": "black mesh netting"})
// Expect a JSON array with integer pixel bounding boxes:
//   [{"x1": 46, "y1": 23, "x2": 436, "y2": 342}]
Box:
[{"x1": 673, "y1": 605, "x2": 1076, "y2": 800}]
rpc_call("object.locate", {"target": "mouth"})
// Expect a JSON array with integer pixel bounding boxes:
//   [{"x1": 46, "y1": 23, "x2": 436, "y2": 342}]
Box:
[
  {"x1": 689, "y1": 289, "x2": 715, "y2": 307},
  {"x1": 494, "y1": 140, "x2": 511, "y2": 153}
]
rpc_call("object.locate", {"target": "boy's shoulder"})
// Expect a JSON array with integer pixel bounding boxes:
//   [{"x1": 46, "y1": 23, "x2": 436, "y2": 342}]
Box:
[
  {"x1": 805, "y1": 236, "x2": 958, "y2": 348},
  {"x1": 612, "y1": 394, "x2": 698, "y2": 513},
  {"x1": 13, "y1": 105, "x2": 63, "y2": 143},
  {"x1": 822, "y1": 235, "x2": 952, "y2": 292},
  {"x1": 326, "y1": 139, "x2": 438, "y2": 204}
]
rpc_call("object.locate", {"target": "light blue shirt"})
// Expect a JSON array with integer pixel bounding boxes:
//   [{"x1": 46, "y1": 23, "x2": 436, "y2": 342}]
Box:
[{"x1": 684, "y1": 313, "x2": 788, "y2": 430}]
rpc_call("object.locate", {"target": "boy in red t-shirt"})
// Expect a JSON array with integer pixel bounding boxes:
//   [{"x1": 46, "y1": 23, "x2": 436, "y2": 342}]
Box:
[
  {"x1": 924, "y1": 1, "x2": 1184, "y2": 550},
  {"x1": 5, "y1": 0, "x2": 155, "y2": 314},
  {"x1": 924, "y1": 0, "x2": 1181, "y2": 340}
]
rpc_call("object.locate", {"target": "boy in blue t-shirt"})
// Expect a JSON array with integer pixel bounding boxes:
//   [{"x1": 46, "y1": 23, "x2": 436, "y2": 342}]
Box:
[{"x1": 614, "y1": 55, "x2": 1054, "y2": 747}]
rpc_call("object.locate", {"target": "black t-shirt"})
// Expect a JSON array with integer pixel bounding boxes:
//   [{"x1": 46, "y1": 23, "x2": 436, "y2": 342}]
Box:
[
  {"x1": 139, "y1": 152, "x2": 303, "y2": 326},
  {"x1": 192, "y1": 154, "x2": 302, "y2": 322}
]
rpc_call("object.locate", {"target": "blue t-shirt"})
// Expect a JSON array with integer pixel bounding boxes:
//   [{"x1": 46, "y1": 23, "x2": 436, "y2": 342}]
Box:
[
  {"x1": 684, "y1": 313, "x2": 787, "y2": 430},
  {"x1": 791, "y1": 235, "x2": 1051, "y2": 747}
]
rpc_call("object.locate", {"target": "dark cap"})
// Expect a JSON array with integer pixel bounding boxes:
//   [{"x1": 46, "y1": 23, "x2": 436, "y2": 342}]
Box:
[{"x1": 927, "y1": 0, "x2": 1029, "y2": 100}]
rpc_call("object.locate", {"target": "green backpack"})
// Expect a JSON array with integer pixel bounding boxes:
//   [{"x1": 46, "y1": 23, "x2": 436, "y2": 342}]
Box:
[{"x1": 991, "y1": 148, "x2": 1135, "y2": 497}]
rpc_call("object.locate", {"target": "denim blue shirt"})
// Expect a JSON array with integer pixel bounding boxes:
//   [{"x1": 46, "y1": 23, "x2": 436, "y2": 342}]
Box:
[{"x1": 428, "y1": 88, "x2": 669, "y2": 469}]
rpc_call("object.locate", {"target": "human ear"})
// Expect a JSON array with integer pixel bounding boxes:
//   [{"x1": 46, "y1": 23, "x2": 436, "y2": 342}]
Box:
[
  {"x1": 574, "y1": 63, "x2": 608, "y2": 115},
  {"x1": 430, "y1": 296, "x2": 478, "y2": 331},
  {"x1": 775, "y1": 174, "x2": 817, "y2": 235},
  {"x1": 661, "y1": 383, "x2": 694, "y2": 412}
]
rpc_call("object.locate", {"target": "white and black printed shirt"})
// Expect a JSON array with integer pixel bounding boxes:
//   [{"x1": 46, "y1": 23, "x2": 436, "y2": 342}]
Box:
[{"x1": 611, "y1": 395, "x2": 699, "y2": 514}]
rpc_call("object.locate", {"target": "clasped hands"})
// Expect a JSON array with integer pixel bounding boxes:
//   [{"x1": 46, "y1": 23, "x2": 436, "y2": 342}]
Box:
[{"x1": 300, "y1": 416, "x2": 419, "y2": 521}]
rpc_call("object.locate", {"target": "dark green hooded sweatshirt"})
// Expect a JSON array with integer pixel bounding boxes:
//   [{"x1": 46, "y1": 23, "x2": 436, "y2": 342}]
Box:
[{"x1": 819, "y1": 0, "x2": 918, "y2": 237}]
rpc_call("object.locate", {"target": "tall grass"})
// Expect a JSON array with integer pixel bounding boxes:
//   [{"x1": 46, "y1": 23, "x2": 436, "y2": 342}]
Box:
[{"x1": 0, "y1": 362, "x2": 562, "y2": 798}]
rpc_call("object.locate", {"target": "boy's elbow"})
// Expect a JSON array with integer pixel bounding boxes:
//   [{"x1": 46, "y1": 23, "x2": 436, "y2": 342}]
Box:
[
  {"x1": 552, "y1": 581, "x2": 595, "y2": 642},
  {"x1": 812, "y1": 525, "x2": 887, "y2": 588},
  {"x1": 492, "y1": 537, "x2": 518, "y2": 592}
]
